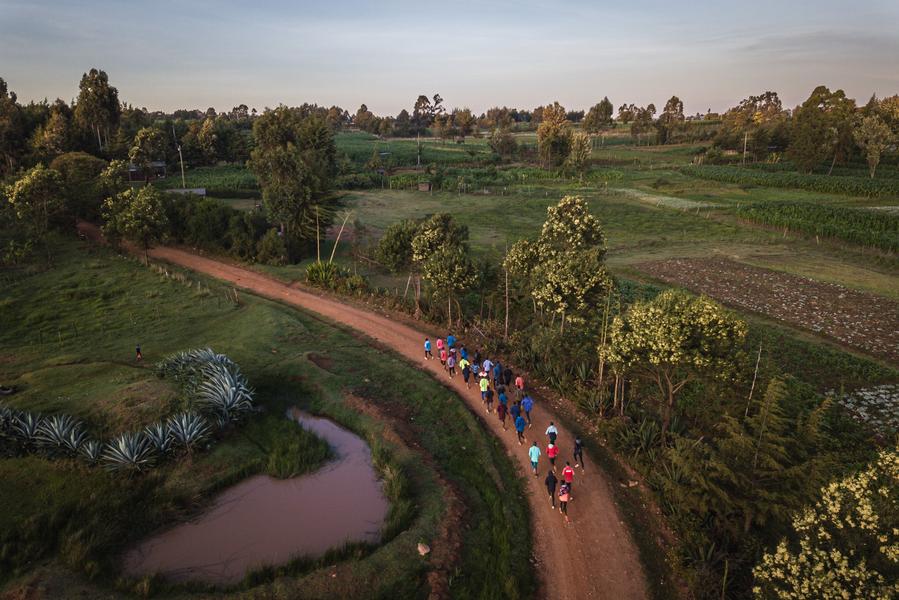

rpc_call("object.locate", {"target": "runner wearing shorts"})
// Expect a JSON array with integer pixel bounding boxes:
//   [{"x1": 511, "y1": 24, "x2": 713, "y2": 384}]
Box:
[
  {"x1": 497, "y1": 402, "x2": 508, "y2": 429},
  {"x1": 559, "y1": 482, "x2": 571, "y2": 523},
  {"x1": 479, "y1": 374, "x2": 489, "y2": 401},
  {"x1": 547, "y1": 442, "x2": 559, "y2": 471},
  {"x1": 424, "y1": 338, "x2": 432, "y2": 360},
  {"x1": 447, "y1": 354, "x2": 456, "y2": 377},
  {"x1": 528, "y1": 442, "x2": 541, "y2": 477},
  {"x1": 485, "y1": 387, "x2": 494, "y2": 413},
  {"x1": 545, "y1": 470, "x2": 558, "y2": 507}
]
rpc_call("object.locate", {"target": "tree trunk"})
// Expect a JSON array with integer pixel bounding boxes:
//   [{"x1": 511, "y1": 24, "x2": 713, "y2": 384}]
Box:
[
  {"x1": 504, "y1": 259, "x2": 509, "y2": 340},
  {"x1": 447, "y1": 293, "x2": 452, "y2": 329},
  {"x1": 827, "y1": 152, "x2": 837, "y2": 176}
]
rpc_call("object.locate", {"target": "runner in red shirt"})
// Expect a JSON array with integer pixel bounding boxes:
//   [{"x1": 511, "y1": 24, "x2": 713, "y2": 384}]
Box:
[
  {"x1": 496, "y1": 402, "x2": 508, "y2": 430},
  {"x1": 547, "y1": 442, "x2": 559, "y2": 472},
  {"x1": 562, "y1": 462, "x2": 575, "y2": 498}
]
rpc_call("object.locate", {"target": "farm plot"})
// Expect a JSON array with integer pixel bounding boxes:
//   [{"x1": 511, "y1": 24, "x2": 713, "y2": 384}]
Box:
[{"x1": 638, "y1": 258, "x2": 899, "y2": 364}]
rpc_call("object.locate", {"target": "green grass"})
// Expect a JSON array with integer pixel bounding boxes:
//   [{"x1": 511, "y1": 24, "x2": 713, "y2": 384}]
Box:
[
  {"x1": 156, "y1": 165, "x2": 259, "y2": 197},
  {"x1": 0, "y1": 238, "x2": 533, "y2": 599},
  {"x1": 336, "y1": 130, "x2": 493, "y2": 167}
]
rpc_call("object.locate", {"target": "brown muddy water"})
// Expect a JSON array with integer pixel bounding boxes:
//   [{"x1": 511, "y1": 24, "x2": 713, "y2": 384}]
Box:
[{"x1": 123, "y1": 409, "x2": 388, "y2": 585}]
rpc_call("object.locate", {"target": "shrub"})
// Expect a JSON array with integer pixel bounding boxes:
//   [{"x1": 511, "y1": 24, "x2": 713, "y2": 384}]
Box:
[{"x1": 256, "y1": 228, "x2": 287, "y2": 265}]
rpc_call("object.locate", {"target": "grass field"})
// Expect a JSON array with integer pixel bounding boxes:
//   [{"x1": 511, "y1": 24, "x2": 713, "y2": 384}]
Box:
[{"x1": 0, "y1": 238, "x2": 533, "y2": 599}]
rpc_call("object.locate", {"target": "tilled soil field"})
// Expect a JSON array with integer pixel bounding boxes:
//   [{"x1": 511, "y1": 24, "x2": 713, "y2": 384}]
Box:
[{"x1": 638, "y1": 258, "x2": 899, "y2": 364}]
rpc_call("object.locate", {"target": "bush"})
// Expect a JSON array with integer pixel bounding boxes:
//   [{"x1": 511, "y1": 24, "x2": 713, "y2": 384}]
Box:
[{"x1": 256, "y1": 228, "x2": 287, "y2": 265}]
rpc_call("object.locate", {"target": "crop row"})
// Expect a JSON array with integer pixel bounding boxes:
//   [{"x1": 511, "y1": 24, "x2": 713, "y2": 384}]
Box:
[
  {"x1": 682, "y1": 165, "x2": 899, "y2": 198},
  {"x1": 735, "y1": 201, "x2": 899, "y2": 252}
]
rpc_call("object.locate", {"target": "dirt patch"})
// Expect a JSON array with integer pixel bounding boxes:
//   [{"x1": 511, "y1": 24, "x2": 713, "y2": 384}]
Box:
[
  {"x1": 639, "y1": 257, "x2": 899, "y2": 364},
  {"x1": 307, "y1": 352, "x2": 335, "y2": 373},
  {"x1": 344, "y1": 394, "x2": 464, "y2": 600}
]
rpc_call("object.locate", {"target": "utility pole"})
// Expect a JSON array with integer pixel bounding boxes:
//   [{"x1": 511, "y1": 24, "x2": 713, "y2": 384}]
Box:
[
  {"x1": 742, "y1": 131, "x2": 748, "y2": 165},
  {"x1": 417, "y1": 133, "x2": 421, "y2": 168},
  {"x1": 172, "y1": 124, "x2": 186, "y2": 188}
]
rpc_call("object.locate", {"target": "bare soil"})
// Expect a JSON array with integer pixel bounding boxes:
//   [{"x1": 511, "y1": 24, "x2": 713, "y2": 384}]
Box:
[
  {"x1": 79, "y1": 224, "x2": 648, "y2": 600},
  {"x1": 639, "y1": 257, "x2": 899, "y2": 365}
]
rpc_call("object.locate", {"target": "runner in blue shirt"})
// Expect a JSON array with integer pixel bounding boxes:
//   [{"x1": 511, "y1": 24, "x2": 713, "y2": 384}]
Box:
[
  {"x1": 521, "y1": 395, "x2": 534, "y2": 427},
  {"x1": 424, "y1": 338, "x2": 432, "y2": 360},
  {"x1": 498, "y1": 388, "x2": 508, "y2": 407},
  {"x1": 459, "y1": 346, "x2": 468, "y2": 360},
  {"x1": 514, "y1": 415, "x2": 527, "y2": 445},
  {"x1": 510, "y1": 401, "x2": 521, "y2": 421},
  {"x1": 528, "y1": 442, "x2": 541, "y2": 477},
  {"x1": 446, "y1": 334, "x2": 456, "y2": 349},
  {"x1": 492, "y1": 361, "x2": 502, "y2": 386},
  {"x1": 482, "y1": 358, "x2": 493, "y2": 378}
]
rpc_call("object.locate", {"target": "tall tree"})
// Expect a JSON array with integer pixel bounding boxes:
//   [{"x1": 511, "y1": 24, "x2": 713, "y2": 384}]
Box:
[
  {"x1": 753, "y1": 443, "x2": 898, "y2": 599},
  {"x1": 73, "y1": 68, "x2": 121, "y2": 151},
  {"x1": 102, "y1": 185, "x2": 169, "y2": 264},
  {"x1": 5, "y1": 164, "x2": 66, "y2": 260},
  {"x1": 0, "y1": 77, "x2": 25, "y2": 175},
  {"x1": 601, "y1": 290, "x2": 747, "y2": 440},
  {"x1": 505, "y1": 196, "x2": 610, "y2": 332},
  {"x1": 452, "y1": 108, "x2": 476, "y2": 141},
  {"x1": 30, "y1": 99, "x2": 72, "y2": 160},
  {"x1": 565, "y1": 131, "x2": 592, "y2": 181},
  {"x1": 656, "y1": 95, "x2": 685, "y2": 144},
  {"x1": 853, "y1": 115, "x2": 894, "y2": 178},
  {"x1": 411, "y1": 213, "x2": 474, "y2": 327},
  {"x1": 788, "y1": 86, "x2": 856, "y2": 174},
  {"x1": 49, "y1": 152, "x2": 107, "y2": 219},
  {"x1": 536, "y1": 102, "x2": 571, "y2": 167},
  {"x1": 583, "y1": 97, "x2": 614, "y2": 133},
  {"x1": 128, "y1": 127, "x2": 166, "y2": 181},
  {"x1": 249, "y1": 107, "x2": 337, "y2": 259}
]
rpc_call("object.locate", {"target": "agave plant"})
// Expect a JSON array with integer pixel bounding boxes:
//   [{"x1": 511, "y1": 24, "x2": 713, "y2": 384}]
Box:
[
  {"x1": 167, "y1": 412, "x2": 210, "y2": 451},
  {"x1": 0, "y1": 404, "x2": 17, "y2": 440},
  {"x1": 81, "y1": 439, "x2": 103, "y2": 464},
  {"x1": 144, "y1": 422, "x2": 173, "y2": 455},
  {"x1": 36, "y1": 414, "x2": 87, "y2": 455},
  {"x1": 13, "y1": 412, "x2": 45, "y2": 447},
  {"x1": 101, "y1": 432, "x2": 155, "y2": 472},
  {"x1": 197, "y1": 364, "x2": 254, "y2": 424}
]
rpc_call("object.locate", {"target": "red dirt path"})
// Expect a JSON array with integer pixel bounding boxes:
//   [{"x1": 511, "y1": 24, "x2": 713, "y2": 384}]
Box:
[{"x1": 81, "y1": 224, "x2": 648, "y2": 600}]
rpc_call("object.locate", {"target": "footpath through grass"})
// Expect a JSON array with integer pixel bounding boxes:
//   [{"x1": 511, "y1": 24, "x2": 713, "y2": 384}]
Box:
[{"x1": 0, "y1": 238, "x2": 533, "y2": 599}]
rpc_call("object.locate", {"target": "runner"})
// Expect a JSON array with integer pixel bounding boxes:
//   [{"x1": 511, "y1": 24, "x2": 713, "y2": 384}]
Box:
[
  {"x1": 447, "y1": 354, "x2": 456, "y2": 378},
  {"x1": 545, "y1": 470, "x2": 558, "y2": 508},
  {"x1": 482, "y1": 357, "x2": 493, "y2": 380},
  {"x1": 547, "y1": 442, "x2": 559, "y2": 471},
  {"x1": 562, "y1": 462, "x2": 575, "y2": 497},
  {"x1": 436, "y1": 337, "x2": 445, "y2": 355},
  {"x1": 574, "y1": 436, "x2": 585, "y2": 470},
  {"x1": 135, "y1": 344, "x2": 142, "y2": 361},
  {"x1": 497, "y1": 401, "x2": 508, "y2": 430},
  {"x1": 460, "y1": 357, "x2": 471, "y2": 388},
  {"x1": 424, "y1": 337, "x2": 433, "y2": 360},
  {"x1": 447, "y1": 333, "x2": 456, "y2": 349},
  {"x1": 559, "y1": 482, "x2": 571, "y2": 523},
  {"x1": 439, "y1": 347, "x2": 448, "y2": 370},
  {"x1": 545, "y1": 422, "x2": 558, "y2": 444},
  {"x1": 479, "y1": 373, "x2": 490, "y2": 401},
  {"x1": 503, "y1": 366, "x2": 513, "y2": 387},
  {"x1": 492, "y1": 360, "x2": 502, "y2": 387},
  {"x1": 514, "y1": 414, "x2": 527, "y2": 445},
  {"x1": 497, "y1": 386, "x2": 508, "y2": 409},
  {"x1": 528, "y1": 442, "x2": 541, "y2": 477},
  {"x1": 515, "y1": 374, "x2": 525, "y2": 398},
  {"x1": 473, "y1": 348, "x2": 481, "y2": 366},
  {"x1": 485, "y1": 386, "x2": 494, "y2": 413},
  {"x1": 510, "y1": 400, "x2": 522, "y2": 423},
  {"x1": 522, "y1": 394, "x2": 534, "y2": 427},
  {"x1": 459, "y1": 345, "x2": 468, "y2": 361}
]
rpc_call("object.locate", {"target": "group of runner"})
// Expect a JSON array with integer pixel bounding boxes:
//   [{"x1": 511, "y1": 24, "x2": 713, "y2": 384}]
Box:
[{"x1": 424, "y1": 334, "x2": 585, "y2": 524}]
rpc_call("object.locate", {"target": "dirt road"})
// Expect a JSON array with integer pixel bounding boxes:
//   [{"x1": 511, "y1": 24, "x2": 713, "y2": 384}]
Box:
[{"x1": 84, "y1": 226, "x2": 648, "y2": 599}]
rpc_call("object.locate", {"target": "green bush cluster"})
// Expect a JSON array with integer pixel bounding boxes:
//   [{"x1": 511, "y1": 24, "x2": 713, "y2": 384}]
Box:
[
  {"x1": 735, "y1": 201, "x2": 899, "y2": 252},
  {"x1": 682, "y1": 164, "x2": 899, "y2": 198},
  {"x1": 305, "y1": 261, "x2": 369, "y2": 294}
]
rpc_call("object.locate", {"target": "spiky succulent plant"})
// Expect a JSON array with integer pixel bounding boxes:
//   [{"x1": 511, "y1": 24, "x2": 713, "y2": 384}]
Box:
[
  {"x1": 13, "y1": 412, "x2": 45, "y2": 447},
  {"x1": 144, "y1": 422, "x2": 173, "y2": 455},
  {"x1": 167, "y1": 411, "x2": 210, "y2": 451},
  {"x1": 36, "y1": 414, "x2": 87, "y2": 455},
  {"x1": 197, "y1": 364, "x2": 254, "y2": 423},
  {"x1": 81, "y1": 439, "x2": 103, "y2": 464},
  {"x1": 101, "y1": 432, "x2": 155, "y2": 472}
]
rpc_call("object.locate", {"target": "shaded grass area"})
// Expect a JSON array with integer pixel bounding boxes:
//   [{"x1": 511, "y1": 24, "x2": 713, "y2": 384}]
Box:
[
  {"x1": 336, "y1": 131, "x2": 492, "y2": 167},
  {"x1": 0, "y1": 239, "x2": 534, "y2": 599}
]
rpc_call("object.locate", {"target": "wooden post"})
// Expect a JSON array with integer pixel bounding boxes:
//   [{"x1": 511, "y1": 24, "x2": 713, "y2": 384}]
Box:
[
  {"x1": 742, "y1": 131, "x2": 748, "y2": 165},
  {"x1": 329, "y1": 211, "x2": 352, "y2": 264}
]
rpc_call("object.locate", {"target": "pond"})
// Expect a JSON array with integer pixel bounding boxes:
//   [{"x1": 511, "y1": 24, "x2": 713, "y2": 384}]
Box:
[{"x1": 123, "y1": 408, "x2": 389, "y2": 585}]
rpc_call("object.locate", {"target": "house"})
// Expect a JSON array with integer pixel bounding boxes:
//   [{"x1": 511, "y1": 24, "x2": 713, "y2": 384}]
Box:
[
  {"x1": 128, "y1": 161, "x2": 167, "y2": 182},
  {"x1": 417, "y1": 181, "x2": 432, "y2": 192}
]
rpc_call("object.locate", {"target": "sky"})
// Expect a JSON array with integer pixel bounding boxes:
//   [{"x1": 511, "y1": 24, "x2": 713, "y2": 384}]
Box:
[{"x1": 1, "y1": 0, "x2": 898, "y2": 116}]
